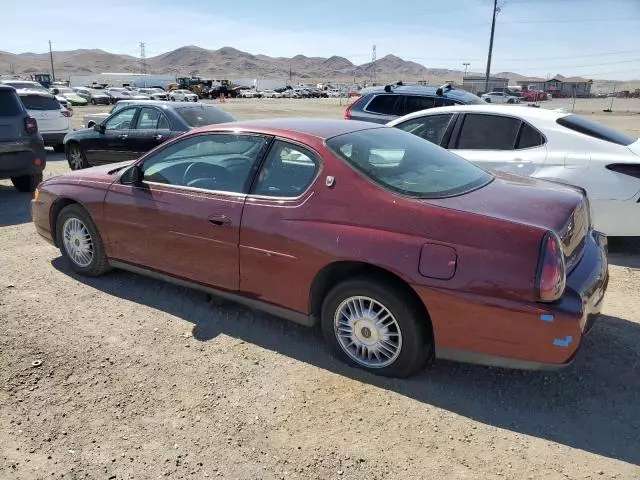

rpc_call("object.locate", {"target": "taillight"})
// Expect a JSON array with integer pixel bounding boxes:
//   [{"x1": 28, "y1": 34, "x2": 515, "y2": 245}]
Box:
[
  {"x1": 25, "y1": 116, "x2": 38, "y2": 134},
  {"x1": 535, "y1": 232, "x2": 566, "y2": 302},
  {"x1": 344, "y1": 97, "x2": 359, "y2": 120},
  {"x1": 61, "y1": 109, "x2": 72, "y2": 117},
  {"x1": 605, "y1": 163, "x2": 640, "y2": 179}
]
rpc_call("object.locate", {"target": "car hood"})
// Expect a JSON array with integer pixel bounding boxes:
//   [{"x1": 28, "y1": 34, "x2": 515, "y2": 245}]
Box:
[
  {"x1": 44, "y1": 160, "x2": 134, "y2": 186},
  {"x1": 424, "y1": 171, "x2": 584, "y2": 235}
]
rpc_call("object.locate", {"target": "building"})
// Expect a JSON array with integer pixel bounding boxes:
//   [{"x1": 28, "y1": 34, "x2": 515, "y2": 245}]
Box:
[
  {"x1": 462, "y1": 75, "x2": 509, "y2": 95},
  {"x1": 515, "y1": 76, "x2": 593, "y2": 98}
]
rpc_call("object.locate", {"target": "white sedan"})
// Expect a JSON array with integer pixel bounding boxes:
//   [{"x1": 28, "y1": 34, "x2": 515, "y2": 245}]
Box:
[
  {"x1": 388, "y1": 105, "x2": 640, "y2": 237},
  {"x1": 260, "y1": 89, "x2": 282, "y2": 98},
  {"x1": 481, "y1": 91, "x2": 521, "y2": 104},
  {"x1": 169, "y1": 89, "x2": 198, "y2": 102}
]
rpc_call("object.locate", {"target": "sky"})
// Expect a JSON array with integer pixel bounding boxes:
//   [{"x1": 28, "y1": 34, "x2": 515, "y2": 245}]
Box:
[{"x1": 3, "y1": 0, "x2": 640, "y2": 80}]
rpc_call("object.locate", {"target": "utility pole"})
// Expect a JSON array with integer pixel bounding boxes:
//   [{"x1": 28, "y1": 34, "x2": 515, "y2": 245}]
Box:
[
  {"x1": 371, "y1": 45, "x2": 377, "y2": 86},
  {"x1": 462, "y1": 62, "x2": 470, "y2": 77},
  {"x1": 139, "y1": 42, "x2": 147, "y2": 75},
  {"x1": 49, "y1": 40, "x2": 56, "y2": 82},
  {"x1": 289, "y1": 67, "x2": 292, "y2": 85},
  {"x1": 484, "y1": 0, "x2": 498, "y2": 93}
]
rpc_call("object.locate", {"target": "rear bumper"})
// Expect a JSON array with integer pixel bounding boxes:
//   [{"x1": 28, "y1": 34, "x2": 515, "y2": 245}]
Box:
[
  {"x1": 0, "y1": 150, "x2": 46, "y2": 179},
  {"x1": 41, "y1": 132, "x2": 70, "y2": 146},
  {"x1": 419, "y1": 230, "x2": 609, "y2": 370}
]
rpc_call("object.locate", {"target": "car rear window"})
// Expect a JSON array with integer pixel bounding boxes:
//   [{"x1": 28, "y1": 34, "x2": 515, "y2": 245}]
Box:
[
  {"x1": 557, "y1": 114, "x2": 635, "y2": 146},
  {"x1": 19, "y1": 94, "x2": 61, "y2": 111},
  {"x1": 365, "y1": 94, "x2": 401, "y2": 115},
  {"x1": 175, "y1": 105, "x2": 235, "y2": 127},
  {"x1": 327, "y1": 127, "x2": 493, "y2": 198},
  {"x1": 0, "y1": 90, "x2": 24, "y2": 116}
]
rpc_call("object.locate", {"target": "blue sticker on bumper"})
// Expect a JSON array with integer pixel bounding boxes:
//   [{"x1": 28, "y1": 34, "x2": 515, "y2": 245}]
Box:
[
  {"x1": 541, "y1": 314, "x2": 554, "y2": 322},
  {"x1": 553, "y1": 336, "x2": 573, "y2": 347}
]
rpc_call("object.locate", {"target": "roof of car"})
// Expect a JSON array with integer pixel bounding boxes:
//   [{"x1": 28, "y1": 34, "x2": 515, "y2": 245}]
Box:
[
  {"x1": 388, "y1": 104, "x2": 570, "y2": 125},
  {"x1": 191, "y1": 118, "x2": 383, "y2": 139},
  {"x1": 0, "y1": 84, "x2": 16, "y2": 91},
  {"x1": 15, "y1": 88, "x2": 56, "y2": 98},
  {"x1": 358, "y1": 84, "x2": 479, "y2": 101}
]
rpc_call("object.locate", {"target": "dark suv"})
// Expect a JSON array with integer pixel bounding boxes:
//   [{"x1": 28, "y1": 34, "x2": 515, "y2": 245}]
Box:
[
  {"x1": 0, "y1": 85, "x2": 46, "y2": 192},
  {"x1": 344, "y1": 83, "x2": 485, "y2": 124}
]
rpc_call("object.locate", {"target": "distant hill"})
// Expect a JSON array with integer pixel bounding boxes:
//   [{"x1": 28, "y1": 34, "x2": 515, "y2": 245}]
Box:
[{"x1": 1, "y1": 45, "x2": 638, "y2": 89}]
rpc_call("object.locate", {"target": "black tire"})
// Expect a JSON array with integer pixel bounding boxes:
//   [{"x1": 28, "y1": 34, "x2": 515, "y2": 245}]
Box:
[
  {"x1": 507, "y1": 98, "x2": 514, "y2": 104},
  {"x1": 170, "y1": 97, "x2": 175, "y2": 101},
  {"x1": 56, "y1": 204, "x2": 110, "y2": 276},
  {"x1": 91, "y1": 99, "x2": 97, "y2": 105},
  {"x1": 67, "y1": 142, "x2": 89, "y2": 170},
  {"x1": 320, "y1": 276, "x2": 432, "y2": 377},
  {"x1": 11, "y1": 173, "x2": 42, "y2": 192},
  {"x1": 53, "y1": 144, "x2": 65, "y2": 153},
  {"x1": 485, "y1": 98, "x2": 492, "y2": 103}
]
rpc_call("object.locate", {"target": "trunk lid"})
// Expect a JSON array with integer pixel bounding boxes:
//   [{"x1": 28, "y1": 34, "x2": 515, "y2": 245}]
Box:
[{"x1": 425, "y1": 172, "x2": 589, "y2": 271}]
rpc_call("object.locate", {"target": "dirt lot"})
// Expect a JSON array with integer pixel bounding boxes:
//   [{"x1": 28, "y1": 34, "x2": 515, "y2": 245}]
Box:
[{"x1": 1, "y1": 99, "x2": 639, "y2": 480}]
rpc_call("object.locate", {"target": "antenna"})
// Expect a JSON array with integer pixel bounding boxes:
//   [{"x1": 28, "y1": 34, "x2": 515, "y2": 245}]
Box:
[
  {"x1": 371, "y1": 45, "x2": 377, "y2": 85},
  {"x1": 139, "y1": 41, "x2": 147, "y2": 74}
]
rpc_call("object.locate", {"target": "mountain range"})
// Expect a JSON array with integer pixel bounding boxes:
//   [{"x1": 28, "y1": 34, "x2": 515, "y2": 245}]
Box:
[{"x1": 1, "y1": 45, "x2": 637, "y2": 90}]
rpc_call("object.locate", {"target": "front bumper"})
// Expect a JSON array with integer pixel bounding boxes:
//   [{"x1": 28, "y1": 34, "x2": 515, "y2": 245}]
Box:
[{"x1": 419, "y1": 230, "x2": 609, "y2": 370}]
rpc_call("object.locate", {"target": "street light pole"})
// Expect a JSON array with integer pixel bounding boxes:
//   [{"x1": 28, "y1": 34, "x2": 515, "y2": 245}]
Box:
[
  {"x1": 484, "y1": 0, "x2": 498, "y2": 93},
  {"x1": 463, "y1": 62, "x2": 470, "y2": 77},
  {"x1": 49, "y1": 40, "x2": 56, "y2": 82}
]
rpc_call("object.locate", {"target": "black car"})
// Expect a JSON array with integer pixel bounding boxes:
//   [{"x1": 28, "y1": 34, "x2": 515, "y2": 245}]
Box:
[
  {"x1": 63, "y1": 101, "x2": 235, "y2": 170},
  {"x1": 0, "y1": 85, "x2": 46, "y2": 192},
  {"x1": 344, "y1": 82, "x2": 485, "y2": 124}
]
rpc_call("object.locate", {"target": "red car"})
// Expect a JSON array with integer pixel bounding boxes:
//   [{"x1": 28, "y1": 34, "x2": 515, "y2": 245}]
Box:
[{"x1": 31, "y1": 119, "x2": 608, "y2": 377}]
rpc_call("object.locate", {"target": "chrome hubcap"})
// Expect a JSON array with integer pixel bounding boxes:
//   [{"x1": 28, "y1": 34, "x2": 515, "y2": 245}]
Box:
[
  {"x1": 334, "y1": 296, "x2": 402, "y2": 368},
  {"x1": 62, "y1": 217, "x2": 93, "y2": 267},
  {"x1": 69, "y1": 148, "x2": 83, "y2": 169}
]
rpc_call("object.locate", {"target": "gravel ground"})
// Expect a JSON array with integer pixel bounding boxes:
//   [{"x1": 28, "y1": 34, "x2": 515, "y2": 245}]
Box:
[{"x1": 1, "y1": 99, "x2": 639, "y2": 480}]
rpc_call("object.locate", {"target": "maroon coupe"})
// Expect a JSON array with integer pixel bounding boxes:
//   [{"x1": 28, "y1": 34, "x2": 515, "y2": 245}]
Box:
[{"x1": 31, "y1": 119, "x2": 609, "y2": 377}]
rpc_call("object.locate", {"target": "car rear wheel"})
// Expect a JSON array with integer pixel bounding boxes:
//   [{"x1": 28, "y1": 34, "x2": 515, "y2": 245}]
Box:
[
  {"x1": 11, "y1": 173, "x2": 42, "y2": 192},
  {"x1": 90, "y1": 99, "x2": 97, "y2": 105},
  {"x1": 67, "y1": 143, "x2": 89, "y2": 170},
  {"x1": 56, "y1": 204, "x2": 110, "y2": 276},
  {"x1": 321, "y1": 277, "x2": 432, "y2": 377}
]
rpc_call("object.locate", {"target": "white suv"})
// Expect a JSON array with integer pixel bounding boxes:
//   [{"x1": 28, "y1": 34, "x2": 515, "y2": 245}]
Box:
[
  {"x1": 169, "y1": 89, "x2": 198, "y2": 102},
  {"x1": 17, "y1": 90, "x2": 72, "y2": 153}
]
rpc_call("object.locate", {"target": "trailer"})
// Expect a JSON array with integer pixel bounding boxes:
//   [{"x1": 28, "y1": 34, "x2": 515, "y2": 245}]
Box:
[{"x1": 69, "y1": 73, "x2": 175, "y2": 89}]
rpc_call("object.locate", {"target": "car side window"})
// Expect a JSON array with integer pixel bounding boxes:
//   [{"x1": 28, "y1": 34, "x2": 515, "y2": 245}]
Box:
[
  {"x1": 252, "y1": 141, "x2": 319, "y2": 197},
  {"x1": 395, "y1": 114, "x2": 454, "y2": 146},
  {"x1": 365, "y1": 94, "x2": 400, "y2": 115},
  {"x1": 141, "y1": 134, "x2": 270, "y2": 193},
  {"x1": 157, "y1": 114, "x2": 170, "y2": 130},
  {"x1": 403, "y1": 95, "x2": 436, "y2": 115},
  {"x1": 104, "y1": 108, "x2": 137, "y2": 131},
  {"x1": 135, "y1": 107, "x2": 162, "y2": 130},
  {"x1": 457, "y1": 114, "x2": 521, "y2": 150},
  {"x1": 517, "y1": 122, "x2": 545, "y2": 149}
]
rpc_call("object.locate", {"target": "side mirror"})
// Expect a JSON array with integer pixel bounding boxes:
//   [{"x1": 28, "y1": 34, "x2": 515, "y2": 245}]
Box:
[
  {"x1": 120, "y1": 165, "x2": 143, "y2": 185},
  {"x1": 93, "y1": 123, "x2": 105, "y2": 133}
]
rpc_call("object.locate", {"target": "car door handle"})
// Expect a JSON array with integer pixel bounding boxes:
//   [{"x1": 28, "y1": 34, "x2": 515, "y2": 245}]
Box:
[
  {"x1": 118, "y1": 134, "x2": 128, "y2": 139},
  {"x1": 208, "y1": 214, "x2": 232, "y2": 226},
  {"x1": 154, "y1": 134, "x2": 164, "y2": 141}
]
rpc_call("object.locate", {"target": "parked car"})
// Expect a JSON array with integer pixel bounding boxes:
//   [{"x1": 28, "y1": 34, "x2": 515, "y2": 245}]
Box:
[
  {"x1": 74, "y1": 87, "x2": 111, "y2": 105},
  {"x1": 238, "y1": 89, "x2": 260, "y2": 98},
  {"x1": 0, "y1": 79, "x2": 72, "y2": 110},
  {"x1": 33, "y1": 119, "x2": 608, "y2": 377},
  {"x1": 63, "y1": 101, "x2": 235, "y2": 170},
  {"x1": 521, "y1": 90, "x2": 548, "y2": 102},
  {"x1": 137, "y1": 88, "x2": 169, "y2": 101},
  {"x1": 260, "y1": 89, "x2": 283, "y2": 98},
  {"x1": 345, "y1": 83, "x2": 485, "y2": 124},
  {"x1": 388, "y1": 104, "x2": 640, "y2": 236},
  {"x1": 105, "y1": 88, "x2": 151, "y2": 103},
  {"x1": 17, "y1": 89, "x2": 72, "y2": 153},
  {"x1": 0, "y1": 85, "x2": 46, "y2": 191},
  {"x1": 50, "y1": 87, "x2": 88, "y2": 106},
  {"x1": 281, "y1": 89, "x2": 301, "y2": 99},
  {"x1": 481, "y1": 91, "x2": 522, "y2": 104},
  {"x1": 169, "y1": 89, "x2": 198, "y2": 102}
]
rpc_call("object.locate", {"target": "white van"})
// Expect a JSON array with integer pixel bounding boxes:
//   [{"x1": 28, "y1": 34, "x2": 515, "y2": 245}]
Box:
[{"x1": 17, "y1": 90, "x2": 72, "y2": 153}]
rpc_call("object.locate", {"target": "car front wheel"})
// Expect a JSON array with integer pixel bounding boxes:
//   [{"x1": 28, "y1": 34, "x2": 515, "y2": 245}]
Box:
[
  {"x1": 67, "y1": 143, "x2": 89, "y2": 170},
  {"x1": 56, "y1": 204, "x2": 110, "y2": 276},
  {"x1": 321, "y1": 277, "x2": 432, "y2": 377}
]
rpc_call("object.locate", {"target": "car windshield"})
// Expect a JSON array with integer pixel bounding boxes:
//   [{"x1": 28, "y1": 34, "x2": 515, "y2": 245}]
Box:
[
  {"x1": 175, "y1": 105, "x2": 235, "y2": 127},
  {"x1": 19, "y1": 94, "x2": 61, "y2": 111},
  {"x1": 326, "y1": 126, "x2": 493, "y2": 198}
]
